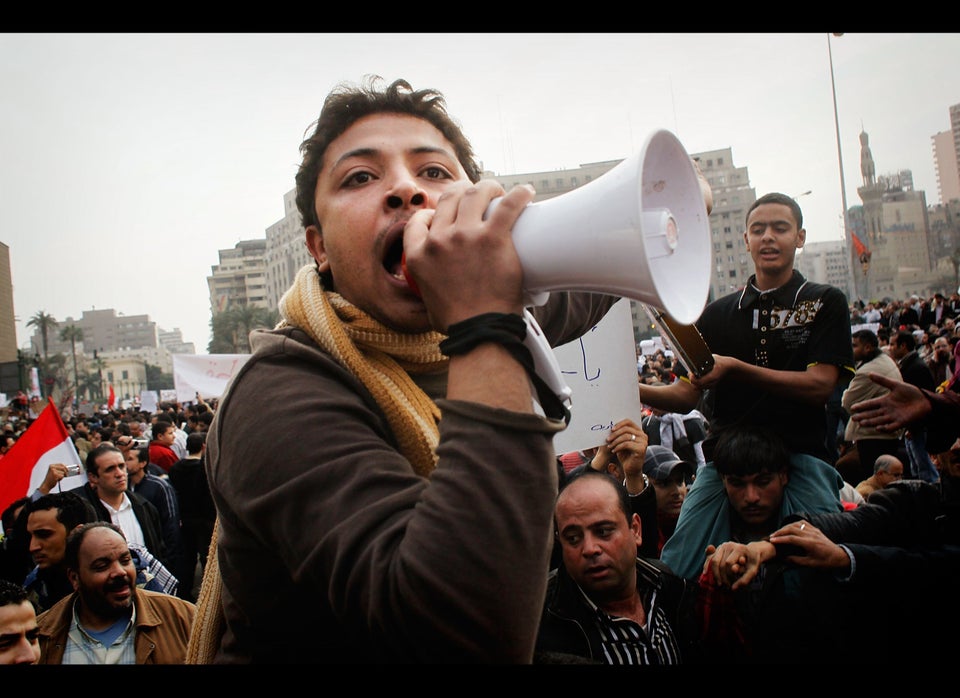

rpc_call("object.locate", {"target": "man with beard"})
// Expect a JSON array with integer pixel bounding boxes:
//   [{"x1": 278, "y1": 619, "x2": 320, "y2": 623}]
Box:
[{"x1": 35, "y1": 522, "x2": 195, "y2": 664}]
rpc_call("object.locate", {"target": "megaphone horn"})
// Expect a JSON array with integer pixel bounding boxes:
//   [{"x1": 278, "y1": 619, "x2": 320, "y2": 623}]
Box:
[{"x1": 487, "y1": 129, "x2": 712, "y2": 326}]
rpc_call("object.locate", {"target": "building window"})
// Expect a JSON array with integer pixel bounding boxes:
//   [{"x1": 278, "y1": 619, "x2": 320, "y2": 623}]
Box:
[
  {"x1": 729, "y1": 270, "x2": 737, "y2": 278},
  {"x1": 717, "y1": 157, "x2": 724, "y2": 166},
  {"x1": 122, "y1": 370, "x2": 129, "y2": 380},
  {"x1": 556, "y1": 178, "x2": 564, "y2": 188},
  {"x1": 570, "y1": 176, "x2": 578, "y2": 187}
]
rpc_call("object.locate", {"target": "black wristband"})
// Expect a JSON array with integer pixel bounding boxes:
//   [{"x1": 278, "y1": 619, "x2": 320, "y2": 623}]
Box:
[
  {"x1": 440, "y1": 313, "x2": 528, "y2": 357},
  {"x1": 439, "y1": 313, "x2": 570, "y2": 423}
]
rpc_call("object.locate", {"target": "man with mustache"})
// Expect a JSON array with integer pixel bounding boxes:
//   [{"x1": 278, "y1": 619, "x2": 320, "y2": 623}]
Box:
[
  {"x1": 35, "y1": 522, "x2": 195, "y2": 664},
  {"x1": 536, "y1": 469, "x2": 698, "y2": 664}
]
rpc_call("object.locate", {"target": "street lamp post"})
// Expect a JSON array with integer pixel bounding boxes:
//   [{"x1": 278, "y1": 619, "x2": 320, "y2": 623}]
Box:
[{"x1": 827, "y1": 32, "x2": 860, "y2": 303}]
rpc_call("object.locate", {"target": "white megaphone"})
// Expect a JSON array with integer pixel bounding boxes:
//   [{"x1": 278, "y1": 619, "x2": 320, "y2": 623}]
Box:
[{"x1": 487, "y1": 128, "x2": 712, "y2": 325}]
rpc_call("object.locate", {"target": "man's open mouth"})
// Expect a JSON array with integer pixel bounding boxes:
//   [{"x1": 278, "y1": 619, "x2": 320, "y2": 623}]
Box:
[{"x1": 383, "y1": 235, "x2": 404, "y2": 279}]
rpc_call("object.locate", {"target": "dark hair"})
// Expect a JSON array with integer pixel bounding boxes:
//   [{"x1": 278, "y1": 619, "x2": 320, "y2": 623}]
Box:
[
  {"x1": 0, "y1": 578, "x2": 31, "y2": 608},
  {"x1": 151, "y1": 420, "x2": 174, "y2": 439},
  {"x1": 294, "y1": 76, "x2": 481, "y2": 280},
  {"x1": 186, "y1": 431, "x2": 206, "y2": 455},
  {"x1": 23, "y1": 492, "x2": 96, "y2": 534},
  {"x1": 2, "y1": 496, "x2": 30, "y2": 533},
  {"x1": 556, "y1": 468, "x2": 632, "y2": 527},
  {"x1": 713, "y1": 425, "x2": 790, "y2": 477},
  {"x1": 64, "y1": 521, "x2": 125, "y2": 571},
  {"x1": 85, "y1": 443, "x2": 122, "y2": 475},
  {"x1": 135, "y1": 445, "x2": 149, "y2": 464},
  {"x1": 851, "y1": 328, "x2": 879, "y2": 349},
  {"x1": 745, "y1": 192, "x2": 803, "y2": 230},
  {"x1": 894, "y1": 329, "x2": 917, "y2": 351}
]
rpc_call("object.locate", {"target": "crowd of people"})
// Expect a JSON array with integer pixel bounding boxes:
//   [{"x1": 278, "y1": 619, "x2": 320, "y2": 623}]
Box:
[
  {"x1": 0, "y1": 75, "x2": 958, "y2": 666},
  {"x1": 0, "y1": 399, "x2": 216, "y2": 664}
]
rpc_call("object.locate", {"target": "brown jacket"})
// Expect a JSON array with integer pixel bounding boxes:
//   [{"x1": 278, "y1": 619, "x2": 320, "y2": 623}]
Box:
[
  {"x1": 206, "y1": 292, "x2": 616, "y2": 663},
  {"x1": 36, "y1": 588, "x2": 196, "y2": 664}
]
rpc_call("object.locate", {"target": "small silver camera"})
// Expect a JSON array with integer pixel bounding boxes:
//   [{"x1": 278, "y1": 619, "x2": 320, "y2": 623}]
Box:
[{"x1": 65, "y1": 464, "x2": 82, "y2": 476}]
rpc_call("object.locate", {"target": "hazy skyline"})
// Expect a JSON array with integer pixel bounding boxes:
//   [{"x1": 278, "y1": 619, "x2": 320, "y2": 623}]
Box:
[{"x1": 3, "y1": 33, "x2": 958, "y2": 352}]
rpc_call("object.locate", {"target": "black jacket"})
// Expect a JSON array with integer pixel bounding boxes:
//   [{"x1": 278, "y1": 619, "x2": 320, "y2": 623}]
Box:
[
  {"x1": 535, "y1": 556, "x2": 701, "y2": 664},
  {"x1": 898, "y1": 350, "x2": 936, "y2": 392},
  {"x1": 77, "y1": 483, "x2": 169, "y2": 567},
  {"x1": 783, "y1": 479, "x2": 960, "y2": 660}
]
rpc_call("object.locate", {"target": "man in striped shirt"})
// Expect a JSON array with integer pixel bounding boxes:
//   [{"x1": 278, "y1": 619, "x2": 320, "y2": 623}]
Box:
[{"x1": 535, "y1": 469, "x2": 699, "y2": 664}]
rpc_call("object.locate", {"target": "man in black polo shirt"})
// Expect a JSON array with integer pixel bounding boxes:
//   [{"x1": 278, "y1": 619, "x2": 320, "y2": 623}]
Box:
[
  {"x1": 638, "y1": 191, "x2": 855, "y2": 463},
  {"x1": 639, "y1": 192, "x2": 855, "y2": 580}
]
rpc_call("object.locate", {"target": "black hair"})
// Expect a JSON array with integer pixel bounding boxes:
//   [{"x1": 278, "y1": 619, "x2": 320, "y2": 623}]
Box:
[
  {"x1": 294, "y1": 76, "x2": 481, "y2": 290},
  {"x1": 85, "y1": 443, "x2": 122, "y2": 475},
  {"x1": 0, "y1": 578, "x2": 31, "y2": 608},
  {"x1": 894, "y1": 330, "x2": 917, "y2": 351},
  {"x1": 746, "y1": 192, "x2": 803, "y2": 230},
  {"x1": 186, "y1": 431, "x2": 206, "y2": 455},
  {"x1": 1, "y1": 496, "x2": 30, "y2": 533},
  {"x1": 851, "y1": 328, "x2": 879, "y2": 349},
  {"x1": 712, "y1": 425, "x2": 790, "y2": 477},
  {"x1": 23, "y1": 492, "x2": 97, "y2": 533}
]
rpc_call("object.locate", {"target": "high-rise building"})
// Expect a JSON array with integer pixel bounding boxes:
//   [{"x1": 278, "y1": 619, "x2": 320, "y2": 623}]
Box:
[
  {"x1": 157, "y1": 327, "x2": 195, "y2": 355},
  {"x1": 932, "y1": 102, "x2": 960, "y2": 204},
  {"x1": 0, "y1": 242, "x2": 20, "y2": 395},
  {"x1": 207, "y1": 239, "x2": 269, "y2": 316},
  {"x1": 691, "y1": 148, "x2": 756, "y2": 303},
  {"x1": 795, "y1": 240, "x2": 851, "y2": 295},
  {"x1": 264, "y1": 189, "x2": 312, "y2": 312},
  {"x1": 31, "y1": 308, "x2": 159, "y2": 357},
  {"x1": 854, "y1": 129, "x2": 935, "y2": 301},
  {"x1": 22, "y1": 306, "x2": 182, "y2": 404}
]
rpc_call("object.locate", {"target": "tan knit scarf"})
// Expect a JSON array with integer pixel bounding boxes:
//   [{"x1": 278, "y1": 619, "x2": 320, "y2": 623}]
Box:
[{"x1": 185, "y1": 264, "x2": 447, "y2": 663}]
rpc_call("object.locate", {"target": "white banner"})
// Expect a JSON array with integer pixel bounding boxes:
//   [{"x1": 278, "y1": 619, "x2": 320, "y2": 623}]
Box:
[
  {"x1": 552, "y1": 299, "x2": 644, "y2": 455},
  {"x1": 139, "y1": 391, "x2": 159, "y2": 414},
  {"x1": 173, "y1": 354, "x2": 251, "y2": 403}
]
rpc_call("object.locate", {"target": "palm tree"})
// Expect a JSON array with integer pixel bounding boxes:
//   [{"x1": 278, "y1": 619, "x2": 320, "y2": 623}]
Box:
[
  {"x1": 26, "y1": 310, "x2": 58, "y2": 397},
  {"x1": 208, "y1": 305, "x2": 278, "y2": 353},
  {"x1": 59, "y1": 324, "x2": 84, "y2": 408},
  {"x1": 26, "y1": 310, "x2": 58, "y2": 359},
  {"x1": 78, "y1": 371, "x2": 101, "y2": 403}
]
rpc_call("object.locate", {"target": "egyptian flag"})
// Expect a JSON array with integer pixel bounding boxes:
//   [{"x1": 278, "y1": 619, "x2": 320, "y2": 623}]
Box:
[
  {"x1": 0, "y1": 398, "x2": 85, "y2": 517},
  {"x1": 108, "y1": 384, "x2": 116, "y2": 410}
]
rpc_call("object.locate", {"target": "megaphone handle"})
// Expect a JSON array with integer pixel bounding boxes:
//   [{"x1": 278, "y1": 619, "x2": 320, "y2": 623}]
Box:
[{"x1": 522, "y1": 309, "x2": 573, "y2": 420}]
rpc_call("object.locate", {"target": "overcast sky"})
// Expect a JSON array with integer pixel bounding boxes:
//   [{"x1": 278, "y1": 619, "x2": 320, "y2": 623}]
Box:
[{"x1": 3, "y1": 33, "x2": 958, "y2": 352}]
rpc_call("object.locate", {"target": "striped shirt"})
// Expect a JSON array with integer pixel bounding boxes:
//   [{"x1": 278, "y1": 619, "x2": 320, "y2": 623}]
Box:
[{"x1": 578, "y1": 563, "x2": 683, "y2": 665}]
